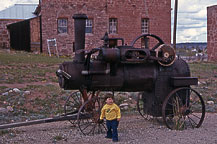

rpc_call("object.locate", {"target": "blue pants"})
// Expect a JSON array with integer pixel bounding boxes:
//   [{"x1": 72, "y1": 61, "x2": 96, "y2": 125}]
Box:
[{"x1": 106, "y1": 119, "x2": 119, "y2": 141}]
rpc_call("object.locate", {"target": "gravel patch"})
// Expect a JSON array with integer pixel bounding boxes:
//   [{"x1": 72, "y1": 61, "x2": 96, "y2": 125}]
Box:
[{"x1": 0, "y1": 113, "x2": 217, "y2": 144}]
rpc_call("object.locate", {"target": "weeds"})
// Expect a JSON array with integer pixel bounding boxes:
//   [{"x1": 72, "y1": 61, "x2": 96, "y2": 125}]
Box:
[
  {"x1": 52, "y1": 134, "x2": 67, "y2": 142},
  {"x1": 0, "y1": 130, "x2": 10, "y2": 136}
]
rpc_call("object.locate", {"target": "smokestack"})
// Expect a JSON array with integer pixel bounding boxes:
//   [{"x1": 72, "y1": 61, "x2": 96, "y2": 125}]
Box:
[{"x1": 73, "y1": 14, "x2": 88, "y2": 62}]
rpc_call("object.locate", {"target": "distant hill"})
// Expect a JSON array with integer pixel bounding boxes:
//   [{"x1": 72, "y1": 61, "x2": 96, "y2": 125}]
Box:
[
  {"x1": 174, "y1": 42, "x2": 207, "y2": 57},
  {"x1": 175, "y1": 43, "x2": 207, "y2": 50}
]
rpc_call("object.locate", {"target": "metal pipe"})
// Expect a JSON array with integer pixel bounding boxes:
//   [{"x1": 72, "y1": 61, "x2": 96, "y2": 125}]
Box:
[
  {"x1": 73, "y1": 14, "x2": 88, "y2": 62},
  {"x1": 173, "y1": 0, "x2": 178, "y2": 50}
]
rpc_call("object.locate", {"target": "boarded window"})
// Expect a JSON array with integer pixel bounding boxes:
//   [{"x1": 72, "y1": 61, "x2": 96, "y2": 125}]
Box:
[
  {"x1": 58, "y1": 18, "x2": 68, "y2": 34},
  {"x1": 109, "y1": 18, "x2": 117, "y2": 34},
  {"x1": 141, "y1": 19, "x2": 149, "y2": 34},
  {"x1": 86, "y1": 19, "x2": 93, "y2": 33}
]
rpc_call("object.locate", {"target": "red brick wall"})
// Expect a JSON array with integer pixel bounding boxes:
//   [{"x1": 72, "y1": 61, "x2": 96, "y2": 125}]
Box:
[
  {"x1": 41, "y1": 0, "x2": 171, "y2": 56},
  {"x1": 30, "y1": 17, "x2": 40, "y2": 43},
  {"x1": 30, "y1": 17, "x2": 41, "y2": 52},
  {"x1": 207, "y1": 5, "x2": 217, "y2": 61},
  {"x1": 0, "y1": 19, "x2": 22, "y2": 49}
]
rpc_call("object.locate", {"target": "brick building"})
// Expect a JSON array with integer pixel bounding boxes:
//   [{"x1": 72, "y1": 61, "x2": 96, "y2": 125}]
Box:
[
  {"x1": 6, "y1": 16, "x2": 41, "y2": 52},
  {"x1": 41, "y1": 0, "x2": 171, "y2": 56},
  {"x1": 0, "y1": 19, "x2": 21, "y2": 49},
  {"x1": 207, "y1": 5, "x2": 217, "y2": 61},
  {"x1": 0, "y1": 4, "x2": 38, "y2": 49}
]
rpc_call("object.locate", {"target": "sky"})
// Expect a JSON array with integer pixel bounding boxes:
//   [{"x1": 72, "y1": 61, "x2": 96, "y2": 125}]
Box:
[
  {"x1": 172, "y1": 0, "x2": 216, "y2": 43},
  {"x1": 0, "y1": 0, "x2": 217, "y2": 43}
]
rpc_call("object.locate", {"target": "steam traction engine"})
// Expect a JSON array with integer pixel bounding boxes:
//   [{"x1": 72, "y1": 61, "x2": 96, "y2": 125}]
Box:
[{"x1": 55, "y1": 14, "x2": 206, "y2": 135}]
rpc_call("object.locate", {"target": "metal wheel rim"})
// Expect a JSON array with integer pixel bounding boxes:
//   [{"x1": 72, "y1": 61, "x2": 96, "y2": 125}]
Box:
[
  {"x1": 64, "y1": 91, "x2": 82, "y2": 125},
  {"x1": 162, "y1": 87, "x2": 205, "y2": 130},
  {"x1": 77, "y1": 92, "x2": 107, "y2": 135}
]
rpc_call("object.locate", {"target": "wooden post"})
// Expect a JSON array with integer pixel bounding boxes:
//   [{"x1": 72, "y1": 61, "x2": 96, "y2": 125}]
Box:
[{"x1": 173, "y1": 0, "x2": 178, "y2": 50}]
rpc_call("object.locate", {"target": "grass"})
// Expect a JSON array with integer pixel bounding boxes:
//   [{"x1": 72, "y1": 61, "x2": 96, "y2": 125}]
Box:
[
  {"x1": 0, "y1": 50, "x2": 71, "y2": 85},
  {"x1": 0, "y1": 50, "x2": 71, "y2": 65},
  {"x1": 0, "y1": 50, "x2": 72, "y2": 121},
  {"x1": 189, "y1": 62, "x2": 217, "y2": 107},
  {"x1": 189, "y1": 62, "x2": 217, "y2": 78}
]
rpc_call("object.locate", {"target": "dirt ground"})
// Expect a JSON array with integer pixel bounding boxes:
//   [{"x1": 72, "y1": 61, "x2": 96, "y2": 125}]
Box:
[{"x1": 0, "y1": 113, "x2": 217, "y2": 144}]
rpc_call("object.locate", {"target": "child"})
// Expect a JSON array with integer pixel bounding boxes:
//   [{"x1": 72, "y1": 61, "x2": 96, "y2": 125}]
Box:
[{"x1": 99, "y1": 94, "x2": 121, "y2": 142}]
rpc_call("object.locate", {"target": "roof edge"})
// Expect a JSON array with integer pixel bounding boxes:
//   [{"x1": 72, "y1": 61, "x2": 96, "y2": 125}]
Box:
[
  {"x1": 207, "y1": 5, "x2": 217, "y2": 9},
  {"x1": 0, "y1": 3, "x2": 38, "y2": 12}
]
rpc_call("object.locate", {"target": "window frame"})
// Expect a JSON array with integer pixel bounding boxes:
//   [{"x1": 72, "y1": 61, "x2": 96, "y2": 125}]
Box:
[
  {"x1": 109, "y1": 18, "x2": 118, "y2": 34},
  {"x1": 85, "y1": 19, "x2": 93, "y2": 34},
  {"x1": 57, "y1": 18, "x2": 68, "y2": 34},
  {"x1": 141, "y1": 18, "x2": 149, "y2": 34}
]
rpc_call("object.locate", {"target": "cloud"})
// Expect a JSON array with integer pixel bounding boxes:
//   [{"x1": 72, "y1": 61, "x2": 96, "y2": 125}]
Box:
[
  {"x1": 0, "y1": 0, "x2": 38, "y2": 11},
  {"x1": 172, "y1": 0, "x2": 217, "y2": 43},
  {"x1": 194, "y1": 9, "x2": 207, "y2": 19},
  {"x1": 176, "y1": 25, "x2": 208, "y2": 42}
]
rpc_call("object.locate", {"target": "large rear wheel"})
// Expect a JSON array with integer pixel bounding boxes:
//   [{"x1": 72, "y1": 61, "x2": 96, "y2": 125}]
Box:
[{"x1": 162, "y1": 87, "x2": 205, "y2": 130}]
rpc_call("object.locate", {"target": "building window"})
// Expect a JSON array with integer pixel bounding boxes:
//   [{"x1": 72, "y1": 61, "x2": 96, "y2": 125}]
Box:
[
  {"x1": 86, "y1": 19, "x2": 93, "y2": 34},
  {"x1": 109, "y1": 18, "x2": 117, "y2": 34},
  {"x1": 141, "y1": 19, "x2": 149, "y2": 48},
  {"x1": 58, "y1": 18, "x2": 68, "y2": 34},
  {"x1": 141, "y1": 18, "x2": 149, "y2": 34}
]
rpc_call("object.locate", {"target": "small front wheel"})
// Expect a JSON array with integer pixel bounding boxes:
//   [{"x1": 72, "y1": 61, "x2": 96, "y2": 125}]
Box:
[
  {"x1": 77, "y1": 92, "x2": 107, "y2": 135},
  {"x1": 64, "y1": 91, "x2": 83, "y2": 125}
]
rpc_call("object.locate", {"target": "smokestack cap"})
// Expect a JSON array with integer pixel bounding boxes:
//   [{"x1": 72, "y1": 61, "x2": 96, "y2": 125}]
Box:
[{"x1": 73, "y1": 14, "x2": 88, "y2": 19}]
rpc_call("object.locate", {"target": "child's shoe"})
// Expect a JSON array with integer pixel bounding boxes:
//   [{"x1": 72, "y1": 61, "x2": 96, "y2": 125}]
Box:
[
  {"x1": 105, "y1": 136, "x2": 112, "y2": 139},
  {"x1": 112, "y1": 139, "x2": 118, "y2": 142}
]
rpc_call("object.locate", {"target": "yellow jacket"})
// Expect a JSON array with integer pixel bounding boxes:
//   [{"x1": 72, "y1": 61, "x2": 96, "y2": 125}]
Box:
[{"x1": 100, "y1": 103, "x2": 121, "y2": 120}]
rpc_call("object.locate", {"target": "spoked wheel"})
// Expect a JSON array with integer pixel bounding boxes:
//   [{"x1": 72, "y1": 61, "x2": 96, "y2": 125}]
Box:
[
  {"x1": 64, "y1": 91, "x2": 94, "y2": 125},
  {"x1": 64, "y1": 91, "x2": 83, "y2": 125},
  {"x1": 130, "y1": 34, "x2": 175, "y2": 66},
  {"x1": 77, "y1": 91, "x2": 107, "y2": 135},
  {"x1": 137, "y1": 92, "x2": 151, "y2": 120},
  {"x1": 130, "y1": 34, "x2": 164, "y2": 50},
  {"x1": 162, "y1": 87, "x2": 205, "y2": 130}
]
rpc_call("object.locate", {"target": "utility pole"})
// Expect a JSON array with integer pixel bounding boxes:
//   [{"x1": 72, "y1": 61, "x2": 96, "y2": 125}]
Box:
[{"x1": 173, "y1": 0, "x2": 178, "y2": 50}]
